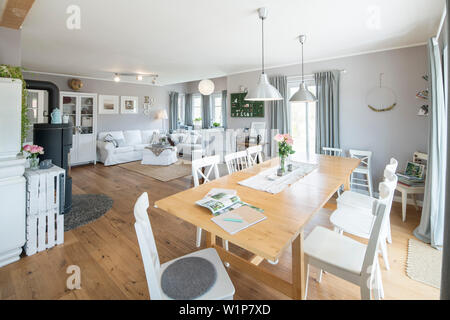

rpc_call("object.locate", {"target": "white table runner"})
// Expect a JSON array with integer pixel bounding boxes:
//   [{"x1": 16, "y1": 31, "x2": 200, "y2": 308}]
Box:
[{"x1": 238, "y1": 161, "x2": 318, "y2": 194}]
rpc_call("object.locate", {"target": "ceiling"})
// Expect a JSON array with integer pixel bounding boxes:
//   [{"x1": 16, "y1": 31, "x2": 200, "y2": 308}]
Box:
[{"x1": 20, "y1": 0, "x2": 445, "y2": 86}]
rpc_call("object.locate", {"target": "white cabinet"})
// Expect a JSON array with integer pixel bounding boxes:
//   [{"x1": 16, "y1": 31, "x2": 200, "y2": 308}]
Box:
[{"x1": 60, "y1": 92, "x2": 97, "y2": 165}]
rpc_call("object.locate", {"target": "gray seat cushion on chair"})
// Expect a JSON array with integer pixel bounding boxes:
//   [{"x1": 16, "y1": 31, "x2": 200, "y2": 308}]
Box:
[{"x1": 161, "y1": 257, "x2": 217, "y2": 300}]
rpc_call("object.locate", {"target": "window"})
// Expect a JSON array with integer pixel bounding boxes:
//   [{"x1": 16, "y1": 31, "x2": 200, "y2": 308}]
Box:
[
  {"x1": 192, "y1": 94, "x2": 202, "y2": 122},
  {"x1": 212, "y1": 93, "x2": 222, "y2": 126},
  {"x1": 288, "y1": 81, "x2": 317, "y2": 156},
  {"x1": 178, "y1": 94, "x2": 185, "y2": 125}
]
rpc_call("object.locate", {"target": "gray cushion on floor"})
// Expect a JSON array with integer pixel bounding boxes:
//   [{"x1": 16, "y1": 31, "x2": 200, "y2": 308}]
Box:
[{"x1": 161, "y1": 257, "x2": 217, "y2": 300}]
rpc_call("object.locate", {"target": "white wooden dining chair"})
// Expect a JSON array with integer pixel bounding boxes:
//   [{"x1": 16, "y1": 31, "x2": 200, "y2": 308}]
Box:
[
  {"x1": 349, "y1": 149, "x2": 374, "y2": 197},
  {"x1": 330, "y1": 165, "x2": 398, "y2": 271},
  {"x1": 224, "y1": 151, "x2": 250, "y2": 175},
  {"x1": 192, "y1": 155, "x2": 228, "y2": 250},
  {"x1": 133, "y1": 192, "x2": 235, "y2": 300},
  {"x1": 322, "y1": 147, "x2": 343, "y2": 157},
  {"x1": 247, "y1": 145, "x2": 263, "y2": 166},
  {"x1": 304, "y1": 183, "x2": 391, "y2": 300},
  {"x1": 336, "y1": 158, "x2": 398, "y2": 246},
  {"x1": 322, "y1": 147, "x2": 344, "y2": 196}
]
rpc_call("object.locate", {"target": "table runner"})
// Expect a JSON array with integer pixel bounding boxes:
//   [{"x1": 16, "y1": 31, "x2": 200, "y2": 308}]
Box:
[{"x1": 238, "y1": 161, "x2": 318, "y2": 194}]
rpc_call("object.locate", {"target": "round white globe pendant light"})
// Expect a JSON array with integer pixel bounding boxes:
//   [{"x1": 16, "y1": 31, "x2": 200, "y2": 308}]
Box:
[{"x1": 198, "y1": 79, "x2": 215, "y2": 96}]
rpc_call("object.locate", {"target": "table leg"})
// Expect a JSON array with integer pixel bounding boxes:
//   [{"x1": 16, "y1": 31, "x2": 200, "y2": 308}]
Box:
[
  {"x1": 412, "y1": 194, "x2": 419, "y2": 211},
  {"x1": 401, "y1": 191, "x2": 407, "y2": 222},
  {"x1": 344, "y1": 176, "x2": 351, "y2": 191},
  {"x1": 205, "y1": 231, "x2": 216, "y2": 248},
  {"x1": 292, "y1": 233, "x2": 306, "y2": 300}
]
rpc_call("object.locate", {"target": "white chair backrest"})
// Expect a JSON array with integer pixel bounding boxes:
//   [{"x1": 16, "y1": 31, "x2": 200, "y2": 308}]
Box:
[
  {"x1": 192, "y1": 155, "x2": 220, "y2": 187},
  {"x1": 382, "y1": 168, "x2": 398, "y2": 220},
  {"x1": 362, "y1": 183, "x2": 391, "y2": 275},
  {"x1": 225, "y1": 151, "x2": 250, "y2": 175},
  {"x1": 247, "y1": 145, "x2": 263, "y2": 166},
  {"x1": 322, "y1": 147, "x2": 343, "y2": 157},
  {"x1": 349, "y1": 149, "x2": 372, "y2": 169},
  {"x1": 384, "y1": 158, "x2": 398, "y2": 175},
  {"x1": 133, "y1": 192, "x2": 162, "y2": 300}
]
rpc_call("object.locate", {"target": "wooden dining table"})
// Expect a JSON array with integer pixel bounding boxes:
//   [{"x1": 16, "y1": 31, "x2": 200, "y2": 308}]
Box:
[{"x1": 155, "y1": 154, "x2": 360, "y2": 300}]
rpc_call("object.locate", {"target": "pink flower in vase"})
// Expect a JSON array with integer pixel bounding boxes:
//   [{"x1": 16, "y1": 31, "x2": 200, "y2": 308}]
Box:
[
  {"x1": 274, "y1": 134, "x2": 284, "y2": 142},
  {"x1": 23, "y1": 144, "x2": 32, "y2": 152}
]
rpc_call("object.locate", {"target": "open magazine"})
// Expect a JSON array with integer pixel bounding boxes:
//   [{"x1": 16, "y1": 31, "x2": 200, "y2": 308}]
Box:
[{"x1": 196, "y1": 188, "x2": 264, "y2": 216}]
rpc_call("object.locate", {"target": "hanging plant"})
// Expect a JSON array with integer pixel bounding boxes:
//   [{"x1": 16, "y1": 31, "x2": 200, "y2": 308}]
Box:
[{"x1": 0, "y1": 65, "x2": 29, "y2": 145}]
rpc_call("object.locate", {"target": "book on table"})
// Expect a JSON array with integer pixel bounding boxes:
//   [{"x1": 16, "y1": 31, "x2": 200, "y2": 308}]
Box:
[{"x1": 196, "y1": 189, "x2": 266, "y2": 235}]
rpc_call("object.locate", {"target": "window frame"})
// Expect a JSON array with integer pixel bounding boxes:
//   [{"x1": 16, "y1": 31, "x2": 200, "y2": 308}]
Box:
[{"x1": 287, "y1": 79, "x2": 317, "y2": 156}]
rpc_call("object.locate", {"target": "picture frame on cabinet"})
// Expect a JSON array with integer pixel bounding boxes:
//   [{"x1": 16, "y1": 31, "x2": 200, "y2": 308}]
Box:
[
  {"x1": 99, "y1": 95, "x2": 119, "y2": 114},
  {"x1": 121, "y1": 96, "x2": 139, "y2": 114}
]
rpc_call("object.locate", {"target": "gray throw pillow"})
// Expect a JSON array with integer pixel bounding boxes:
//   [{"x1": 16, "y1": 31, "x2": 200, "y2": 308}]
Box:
[{"x1": 104, "y1": 134, "x2": 118, "y2": 148}]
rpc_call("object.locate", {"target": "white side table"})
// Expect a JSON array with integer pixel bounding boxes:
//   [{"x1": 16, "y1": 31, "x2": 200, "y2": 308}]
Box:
[{"x1": 396, "y1": 184, "x2": 425, "y2": 222}]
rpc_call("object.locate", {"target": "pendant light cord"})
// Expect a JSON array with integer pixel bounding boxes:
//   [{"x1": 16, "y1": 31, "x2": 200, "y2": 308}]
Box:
[
  {"x1": 261, "y1": 17, "x2": 265, "y2": 74},
  {"x1": 301, "y1": 41, "x2": 304, "y2": 84}
]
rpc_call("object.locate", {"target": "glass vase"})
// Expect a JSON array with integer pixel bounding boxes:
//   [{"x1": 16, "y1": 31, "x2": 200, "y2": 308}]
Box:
[
  {"x1": 280, "y1": 155, "x2": 286, "y2": 174},
  {"x1": 29, "y1": 157, "x2": 40, "y2": 170}
]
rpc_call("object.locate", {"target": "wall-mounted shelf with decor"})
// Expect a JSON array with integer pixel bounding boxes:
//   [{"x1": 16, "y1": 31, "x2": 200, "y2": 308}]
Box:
[
  {"x1": 230, "y1": 93, "x2": 264, "y2": 118},
  {"x1": 417, "y1": 75, "x2": 429, "y2": 117}
]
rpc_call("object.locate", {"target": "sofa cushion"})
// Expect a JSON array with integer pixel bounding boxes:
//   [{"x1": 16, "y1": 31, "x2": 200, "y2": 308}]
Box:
[
  {"x1": 114, "y1": 146, "x2": 134, "y2": 154},
  {"x1": 142, "y1": 130, "x2": 157, "y2": 144},
  {"x1": 123, "y1": 130, "x2": 142, "y2": 146},
  {"x1": 134, "y1": 144, "x2": 149, "y2": 151},
  {"x1": 98, "y1": 131, "x2": 125, "y2": 142}
]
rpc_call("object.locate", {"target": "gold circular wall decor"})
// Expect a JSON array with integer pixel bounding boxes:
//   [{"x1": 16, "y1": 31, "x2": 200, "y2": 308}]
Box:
[
  {"x1": 69, "y1": 78, "x2": 84, "y2": 91},
  {"x1": 366, "y1": 73, "x2": 397, "y2": 113},
  {"x1": 368, "y1": 103, "x2": 397, "y2": 112}
]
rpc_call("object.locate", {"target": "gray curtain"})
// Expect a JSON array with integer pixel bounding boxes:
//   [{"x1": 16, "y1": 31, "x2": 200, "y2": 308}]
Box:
[
  {"x1": 202, "y1": 94, "x2": 212, "y2": 129},
  {"x1": 169, "y1": 92, "x2": 179, "y2": 131},
  {"x1": 221, "y1": 90, "x2": 228, "y2": 128},
  {"x1": 269, "y1": 76, "x2": 290, "y2": 134},
  {"x1": 185, "y1": 93, "x2": 193, "y2": 127},
  {"x1": 414, "y1": 38, "x2": 447, "y2": 249},
  {"x1": 315, "y1": 70, "x2": 340, "y2": 153}
]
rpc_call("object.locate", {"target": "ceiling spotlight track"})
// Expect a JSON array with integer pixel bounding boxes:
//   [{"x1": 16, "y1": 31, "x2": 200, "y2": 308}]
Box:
[{"x1": 112, "y1": 73, "x2": 159, "y2": 83}]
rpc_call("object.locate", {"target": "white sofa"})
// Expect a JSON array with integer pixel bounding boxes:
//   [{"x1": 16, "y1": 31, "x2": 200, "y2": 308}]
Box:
[
  {"x1": 97, "y1": 130, "x2": 160, "y2": 166},
  {"x1": 169, "y1": 132, "x2": 203, "y2": 158}
]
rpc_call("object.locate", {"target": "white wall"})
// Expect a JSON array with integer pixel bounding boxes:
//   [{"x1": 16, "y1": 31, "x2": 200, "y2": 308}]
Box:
[
  {"x1": 0, "y1": 26, "x2": 21, "y2": 66},
  {"x1": 223, "y1": 45, "x2": 429, "y2": 187},
  {"x1": 22, "y1": 72, "x2": 187, "y2": 133}
]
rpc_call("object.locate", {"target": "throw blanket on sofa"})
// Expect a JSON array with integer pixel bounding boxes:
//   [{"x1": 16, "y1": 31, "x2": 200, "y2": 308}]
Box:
[{"x1": 146, "y1": 144, "x2": 176, "y2": 157}]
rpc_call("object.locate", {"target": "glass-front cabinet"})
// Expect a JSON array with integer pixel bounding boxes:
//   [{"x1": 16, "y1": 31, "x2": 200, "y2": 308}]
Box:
[{"x1": 60, "y1": 92, "x2": 97, "y2": 165}]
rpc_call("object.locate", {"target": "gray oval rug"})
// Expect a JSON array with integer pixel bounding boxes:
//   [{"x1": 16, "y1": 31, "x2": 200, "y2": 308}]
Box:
[
  {"x1": 161, "y1": 257, "x2": 217, "y2": 300},
  {"x1": 64, "y1": 194, "x2": 113, "y2": 231}
]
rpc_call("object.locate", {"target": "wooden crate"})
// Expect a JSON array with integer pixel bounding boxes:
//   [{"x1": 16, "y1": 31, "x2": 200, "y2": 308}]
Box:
[{"x1": 24, "y1": 166, "x2": 65, "y2": 256}]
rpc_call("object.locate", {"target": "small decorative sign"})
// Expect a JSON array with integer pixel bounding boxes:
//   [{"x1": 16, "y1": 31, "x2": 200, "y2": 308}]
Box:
[{"x1": 230, "y1": 93, "x2": 264, "y2": 118}]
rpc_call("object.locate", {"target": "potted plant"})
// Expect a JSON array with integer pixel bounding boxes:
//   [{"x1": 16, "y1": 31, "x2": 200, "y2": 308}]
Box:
[
  {"x1": 213, "y1": 122, "x2": 221, "y2": 128},
  {"x1": 274, "y1": 134, "x2": 295, "y2": 175},
  {"x1": 194, "y1": 117, "x2": 202, "y2": 129},
  {"x1": 23, "y1": 144, "x2": 44, "y2": 170}
]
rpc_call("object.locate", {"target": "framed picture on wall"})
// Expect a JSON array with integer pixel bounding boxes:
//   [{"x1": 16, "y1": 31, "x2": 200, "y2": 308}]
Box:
[
  {"x1": 98, "y1": 95, "x2": 119, "y2": 114},
  {"x1": 121, "y1": 96, "x2": 139, "y2": 114}
]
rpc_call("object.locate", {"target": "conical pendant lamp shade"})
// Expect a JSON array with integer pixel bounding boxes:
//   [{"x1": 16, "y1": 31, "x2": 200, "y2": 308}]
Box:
[
  {"x1": 290, "y1": 35, "x2": 317, "y2": 103},
  {"x1": 245, "y1": 8, "x2": 283, "y2": 102},
  {"x1": 245, "y1": 74, "x2": 283, "y2": 101},
  {"x1": 290, "y1": 82, "x2": 317, "y2": 103}
]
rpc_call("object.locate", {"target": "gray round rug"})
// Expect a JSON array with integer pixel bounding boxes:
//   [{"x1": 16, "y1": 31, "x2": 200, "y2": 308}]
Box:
[
  {"x1": 64, "y1": 194, "x2": 113, "y2": 231},
  {"x1": 161, "y1": 257, "x2": 217, "y2": 300}
]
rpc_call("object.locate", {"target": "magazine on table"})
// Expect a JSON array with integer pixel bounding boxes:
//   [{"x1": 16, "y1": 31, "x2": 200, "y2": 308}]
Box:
[{"x1": 196, "y1": 189, "x2": 264, "y2": 216}]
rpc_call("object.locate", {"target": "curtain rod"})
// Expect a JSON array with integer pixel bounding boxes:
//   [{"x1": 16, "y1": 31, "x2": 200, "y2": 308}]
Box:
[{"x1": 287, "y1": 69, "x2": 347, "y2": 81}]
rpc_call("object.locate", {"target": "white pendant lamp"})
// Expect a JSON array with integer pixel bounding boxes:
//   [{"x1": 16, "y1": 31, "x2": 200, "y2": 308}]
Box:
[
  {"x1": 290, "y1": 35, "x2": 317, "y2": 103},
  {"x1": 245, "y1": 7, "x2": 283, "y2": 101},
  {"x1": 198, "y1": 79, "x2": 215, "y2": 96}
]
